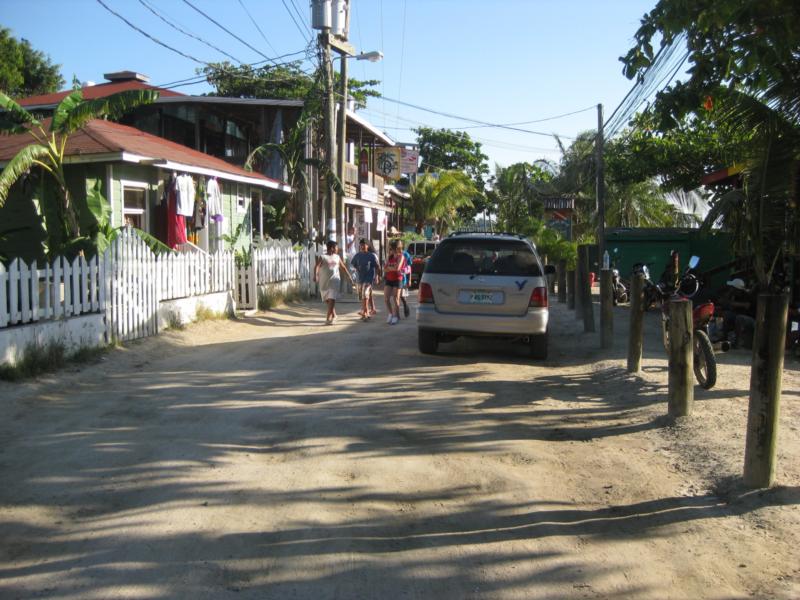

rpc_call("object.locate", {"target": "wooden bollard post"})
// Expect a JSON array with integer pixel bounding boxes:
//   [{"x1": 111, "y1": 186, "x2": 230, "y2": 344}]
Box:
[
  {"x1": 744, "y1": 292, "x2": 789, "y2": 488},
  {"x1": 627, "y1": 273, "x2": 644, "y2": 372},
  {"x1": 600, "y1": 268, "x2": 613, "y2": 349},
  {"x1": 567, "y1": 269, "x2": 576, "y2": 310},
  {"x1": 557, "y1": 259, "x2": 567, "y2": 303},
  {"x1": 574, "y1": 264, "x2": 583, "y2": 319},
  {"x1": 579, "y1": 244, "x2": 595, "y2": 332},
  {"x1": 668, "y1": 298, "x2": 694, "y2": 417}
]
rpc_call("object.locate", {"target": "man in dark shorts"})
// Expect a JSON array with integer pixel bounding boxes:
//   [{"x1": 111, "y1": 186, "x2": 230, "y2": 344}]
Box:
[{"x1": 350, "y1": 239, "x2": 381, "y2": 320}]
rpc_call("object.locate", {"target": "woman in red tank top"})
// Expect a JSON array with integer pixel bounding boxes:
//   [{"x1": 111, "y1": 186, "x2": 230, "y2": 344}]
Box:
[{"x1": 383, "y1": 240, "x2": 406, "y2": 325}]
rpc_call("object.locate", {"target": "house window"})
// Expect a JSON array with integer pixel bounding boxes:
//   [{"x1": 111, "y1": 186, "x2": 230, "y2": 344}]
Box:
[
  {"x1": 121, "y1": 181, "x2": 148, "y2": 230},
  {"x1": 251, "y1": 189, "x2": 264, "y2": 239},
  {"x1": 237, "y1": 183, "x2": 247, "y2": 213}
]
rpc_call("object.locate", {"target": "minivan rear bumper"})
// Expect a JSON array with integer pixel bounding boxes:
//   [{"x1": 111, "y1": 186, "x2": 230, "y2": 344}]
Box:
[{"x1": 416, "y1": 304, "x2": 548, "y2": 336}]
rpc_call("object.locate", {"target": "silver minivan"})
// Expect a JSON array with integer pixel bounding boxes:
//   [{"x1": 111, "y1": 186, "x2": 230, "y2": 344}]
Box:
[{"x1": 416, "y1": 232, "x2": 551, "y2": 358}]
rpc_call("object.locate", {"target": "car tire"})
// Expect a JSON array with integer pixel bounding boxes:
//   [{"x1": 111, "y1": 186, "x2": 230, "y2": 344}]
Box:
[
  {"x1": 529, "y1": 332, "x2": 547, "y2": 360},
  {"x1": 418, "y1": 329, "x2": 438, "y2": 354}
]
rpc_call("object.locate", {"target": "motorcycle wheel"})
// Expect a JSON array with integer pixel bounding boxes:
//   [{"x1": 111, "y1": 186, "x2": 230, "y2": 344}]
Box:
[{"x1": 693, "y1": 330, "x2": 717, "y2": 390}]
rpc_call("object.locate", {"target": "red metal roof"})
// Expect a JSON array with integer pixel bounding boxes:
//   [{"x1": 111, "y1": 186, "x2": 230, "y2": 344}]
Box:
[
  {"x1": 17, "y1": 80, "x2": 184, "y2": 107},
  {"x1": 0, "y1": 119, "x2": 285, "y2": 188}
]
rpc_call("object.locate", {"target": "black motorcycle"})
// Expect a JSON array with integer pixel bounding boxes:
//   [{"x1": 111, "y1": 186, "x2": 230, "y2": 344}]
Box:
[
  {"x1": 612, "y1": 268, "x2": 629, "y2": 305},
  {"x1": 630, "y1": 262, "x2": 662, "y2": 310},
  {"x1": 658, "y1": 256, "x2": 724, "y2": 389}
]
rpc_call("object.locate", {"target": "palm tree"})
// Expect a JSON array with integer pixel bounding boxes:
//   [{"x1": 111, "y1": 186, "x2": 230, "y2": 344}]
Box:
[
  {"x1": 0, "y1": 88, "x2": 158, "y2": 256},
  {"x1": 408, "y1": 170, "x2": 476, "y2": 235},
  {"x1": 490, "y1": 162, "x2": 548, "y2": 233},
  {"x1": 700, "y1": 88, "x2": 800, "y2": 290}
]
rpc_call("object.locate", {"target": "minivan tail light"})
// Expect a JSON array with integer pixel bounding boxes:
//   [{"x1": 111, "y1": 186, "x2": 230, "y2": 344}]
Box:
[
  {"x1": 529, "y1": 286, "x2": 548, "y2": 308},
  {"x1": 419, "y1": 282, "x2": 435, "y2": 304}
]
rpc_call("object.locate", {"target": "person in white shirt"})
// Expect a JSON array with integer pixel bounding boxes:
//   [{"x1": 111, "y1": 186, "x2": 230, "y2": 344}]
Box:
[{"x1": 314, "y1": 240, "x2": 355, "y2": 325}]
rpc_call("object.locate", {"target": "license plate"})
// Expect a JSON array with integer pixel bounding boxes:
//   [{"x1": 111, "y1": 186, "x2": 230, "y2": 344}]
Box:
[{"x1": 460, "y1": 290, "x2": 503, "y2": 304}]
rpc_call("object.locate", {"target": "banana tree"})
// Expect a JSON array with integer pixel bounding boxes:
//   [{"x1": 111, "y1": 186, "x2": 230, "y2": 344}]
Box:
[
  {"x1": 0, "y1": 88, "x2": 159, "y2": 257},
  {"x1": 79, "y1": 179, "x2": 170, "y2": 258},
  {"x1": 245, "y1": 108, "x2": 342, "y2": 242}
]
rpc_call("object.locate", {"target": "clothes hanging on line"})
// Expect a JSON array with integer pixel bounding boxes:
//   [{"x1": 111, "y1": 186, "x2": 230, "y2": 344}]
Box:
[
  {"x1": 191, "y1": 178, "x2": 207, "y2": 231},
  {"x1": 206, "y1": 177, "x2": 224, "y2": 223},
  {"x1": 176, "y1": 173, "x2": 195, "y2": 217},
  {"x1": 166, "y1": 175, "x2": 187, "y2": 248}
]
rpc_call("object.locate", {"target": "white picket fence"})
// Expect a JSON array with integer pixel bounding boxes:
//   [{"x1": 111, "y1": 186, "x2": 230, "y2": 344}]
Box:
[
  {"x1": 0, "y1": 255, "x2": 106, "y2": 328},
  {"x1": 236, "y1": 239, "x2": 317, "y2": 310},
  {"x1": 0, "y1": 228, "x2": 316, "y2": 343}
]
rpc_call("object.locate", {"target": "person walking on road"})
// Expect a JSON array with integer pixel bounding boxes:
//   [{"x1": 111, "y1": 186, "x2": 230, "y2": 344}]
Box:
[
  {"x1": 396, "y1": 239, "x2": 412, "y2": 318},
  {"x1": 383, "y1": 240, "x2": 406, "y2": 325},
  {"x1": 367, "y1": 241, "x2": 380, "y2": 317},
  {"x1": 350, "y1": 238, "x2": 381, "y2": 321},
  {"x1": 314, "y1": 240, "x2": 355, "y2": 325}
]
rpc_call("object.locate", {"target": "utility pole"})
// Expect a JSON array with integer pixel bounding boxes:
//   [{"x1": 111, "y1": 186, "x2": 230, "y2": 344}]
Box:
[
  {"x1": 596, "y1": 103, "x2": 606, "y2": 259},
  {"x1": 336, "y1": 2, "x2": 351, "y2": 252},
  {"x1": 322, "y1": 37, "x2": 336, "y2": 242}
]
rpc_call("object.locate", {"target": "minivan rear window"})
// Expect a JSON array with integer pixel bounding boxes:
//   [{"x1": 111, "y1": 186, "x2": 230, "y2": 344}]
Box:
[{"x1": 426, "y1": 239, "x2": 543, "y2": 276}]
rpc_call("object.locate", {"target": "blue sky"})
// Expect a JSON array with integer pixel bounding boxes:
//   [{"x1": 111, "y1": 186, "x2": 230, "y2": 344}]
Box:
[{"x1": 3, "y1": 0, "x2": 657, "y2": 170}]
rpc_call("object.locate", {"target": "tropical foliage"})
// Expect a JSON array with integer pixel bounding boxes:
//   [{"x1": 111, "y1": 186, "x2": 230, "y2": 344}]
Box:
[
  {"x1": 407, "y1": 171, "x2": 477, "y2": 235},
  {"x1": 200, "y1": 60, "x2": 380, "y2": 109},
  {"x1": 488, "y1": 162, "x2": 550, "y2": 233},
  {"x1": 0, "y1": 28, "x2": 63, "y2": 98},
  {"x1": 0, "y1": 88, "x2": 159, "y2": 258},
  {"x1": 414, "y1": 127, "x2": 490, "y2": 218},
  {"x1": 245, "y1": 106, "x2": 343, "y2": 243},
  {"x1": 621, "y1": 0, "x2": 800, "y2": 290}
]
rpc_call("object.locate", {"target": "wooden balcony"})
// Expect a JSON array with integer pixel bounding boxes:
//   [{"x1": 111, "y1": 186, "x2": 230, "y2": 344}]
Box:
[{"x1": 343, "y1": 163, "x2": 386, "y2": 206}]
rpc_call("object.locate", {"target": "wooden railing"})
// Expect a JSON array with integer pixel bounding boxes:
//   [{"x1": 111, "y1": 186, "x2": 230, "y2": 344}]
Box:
[{"x1": 342, "y1": 163, "x2": 386, "y2": 205}]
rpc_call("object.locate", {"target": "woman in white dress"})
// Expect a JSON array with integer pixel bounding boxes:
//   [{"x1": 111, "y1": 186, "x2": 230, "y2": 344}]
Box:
[{"x1": 314, "y1": 240, "x2": 355, "y2": 324}]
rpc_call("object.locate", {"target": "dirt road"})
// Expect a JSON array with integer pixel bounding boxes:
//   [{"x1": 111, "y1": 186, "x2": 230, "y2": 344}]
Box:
[{"x1": 1, "y1": 295, "x2": 798, "y2": 599}]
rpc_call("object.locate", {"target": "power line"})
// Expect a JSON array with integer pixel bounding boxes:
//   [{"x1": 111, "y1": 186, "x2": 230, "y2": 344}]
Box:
[
  {"x1": 137, "y1": 0, "x2": 243, "y2": 64},
  {"x1": 460, "y1": 105, "x2": 597, "y2": 128},
  {"x1": 237, "y1": 0, "x2": 282, "y2": 57},
  {"x1": 154, "y1": 48, "x2": 315, "y2": 89},
  {"x1": 360, "y1": 108, "x2": 562, "y2": 154},
  {"x1": 352, "y1": 0, "x2": 366, "y2": 80},
  {"x1": 395, "y1": 0, "x2": 407, "y2": 125},
  {"x1": 180, "y1": 0, "x2": 279, "y2": 65},
  {"x1": 379, "y1": 0, "x2": 386, "y2": 130},
  {"x1": 96, "y1": 0, "x2": 212, "y2": 65},
  {"x1": 280, "y1": 0, "x2": 312, "y2": 44},
  {"x1": 289, "y1": 0, "x2": 314, "y2": 39},
  {"x1": 378, "y1": 95, "x2": 576, "y2": 139},
  {"x1": 605, "y1": 34, "x2": 689, "y2": 137}
]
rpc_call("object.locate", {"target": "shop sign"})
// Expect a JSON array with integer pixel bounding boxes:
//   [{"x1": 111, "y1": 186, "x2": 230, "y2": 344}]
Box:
[{"x1": 360, "y1": 183, "x2": 378, "y2": 203}]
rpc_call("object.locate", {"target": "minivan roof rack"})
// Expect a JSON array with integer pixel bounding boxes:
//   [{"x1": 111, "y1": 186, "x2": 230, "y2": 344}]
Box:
[{"x1": 447, "y1": 230, "x2": 526, "y2": 240}]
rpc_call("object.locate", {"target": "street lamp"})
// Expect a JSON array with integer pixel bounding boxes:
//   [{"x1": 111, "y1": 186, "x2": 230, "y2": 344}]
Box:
[
  {"x1": 335, "y1": 47, "x2": 382, "y2": 251},
  {"x1": 354, "y1": 50, "x2": 383, "y2": 62}
]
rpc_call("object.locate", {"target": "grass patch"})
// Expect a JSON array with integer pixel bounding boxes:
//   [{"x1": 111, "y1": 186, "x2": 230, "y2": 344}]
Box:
[
  {"x1": 258, "y1": 287, "x2": 301, "y2": 311},
  {"x1": 194, "y1": 305, "x2": 230, "y2": 322},
  {"x1": 165, "y1": 311, "x2": 185, "y2": 330},
  {"x1": 0, "y1": 341, "x2": 109, "y2": 382}
]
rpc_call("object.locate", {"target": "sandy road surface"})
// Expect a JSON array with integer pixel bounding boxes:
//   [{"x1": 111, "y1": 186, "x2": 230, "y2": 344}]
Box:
[{"x1": 1, "y1": 294, "x2": 798, "y2": 599}]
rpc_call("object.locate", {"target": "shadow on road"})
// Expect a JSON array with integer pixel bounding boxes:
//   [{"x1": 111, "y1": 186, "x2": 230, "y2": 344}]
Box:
[{"x1": 0, "y1": 297, "x2": 795, "y2": 598}]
